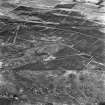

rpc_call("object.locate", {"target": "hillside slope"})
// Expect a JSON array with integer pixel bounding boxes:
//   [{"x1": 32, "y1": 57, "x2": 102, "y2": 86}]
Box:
[{"x1": 0, "y1": 0, "x2": 105, "y2": 105}]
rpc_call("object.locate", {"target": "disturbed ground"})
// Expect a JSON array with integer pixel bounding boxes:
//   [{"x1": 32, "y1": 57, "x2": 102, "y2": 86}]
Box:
[{"x1": 0, "y1": 0, "x2": 105, "y2": 105}]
